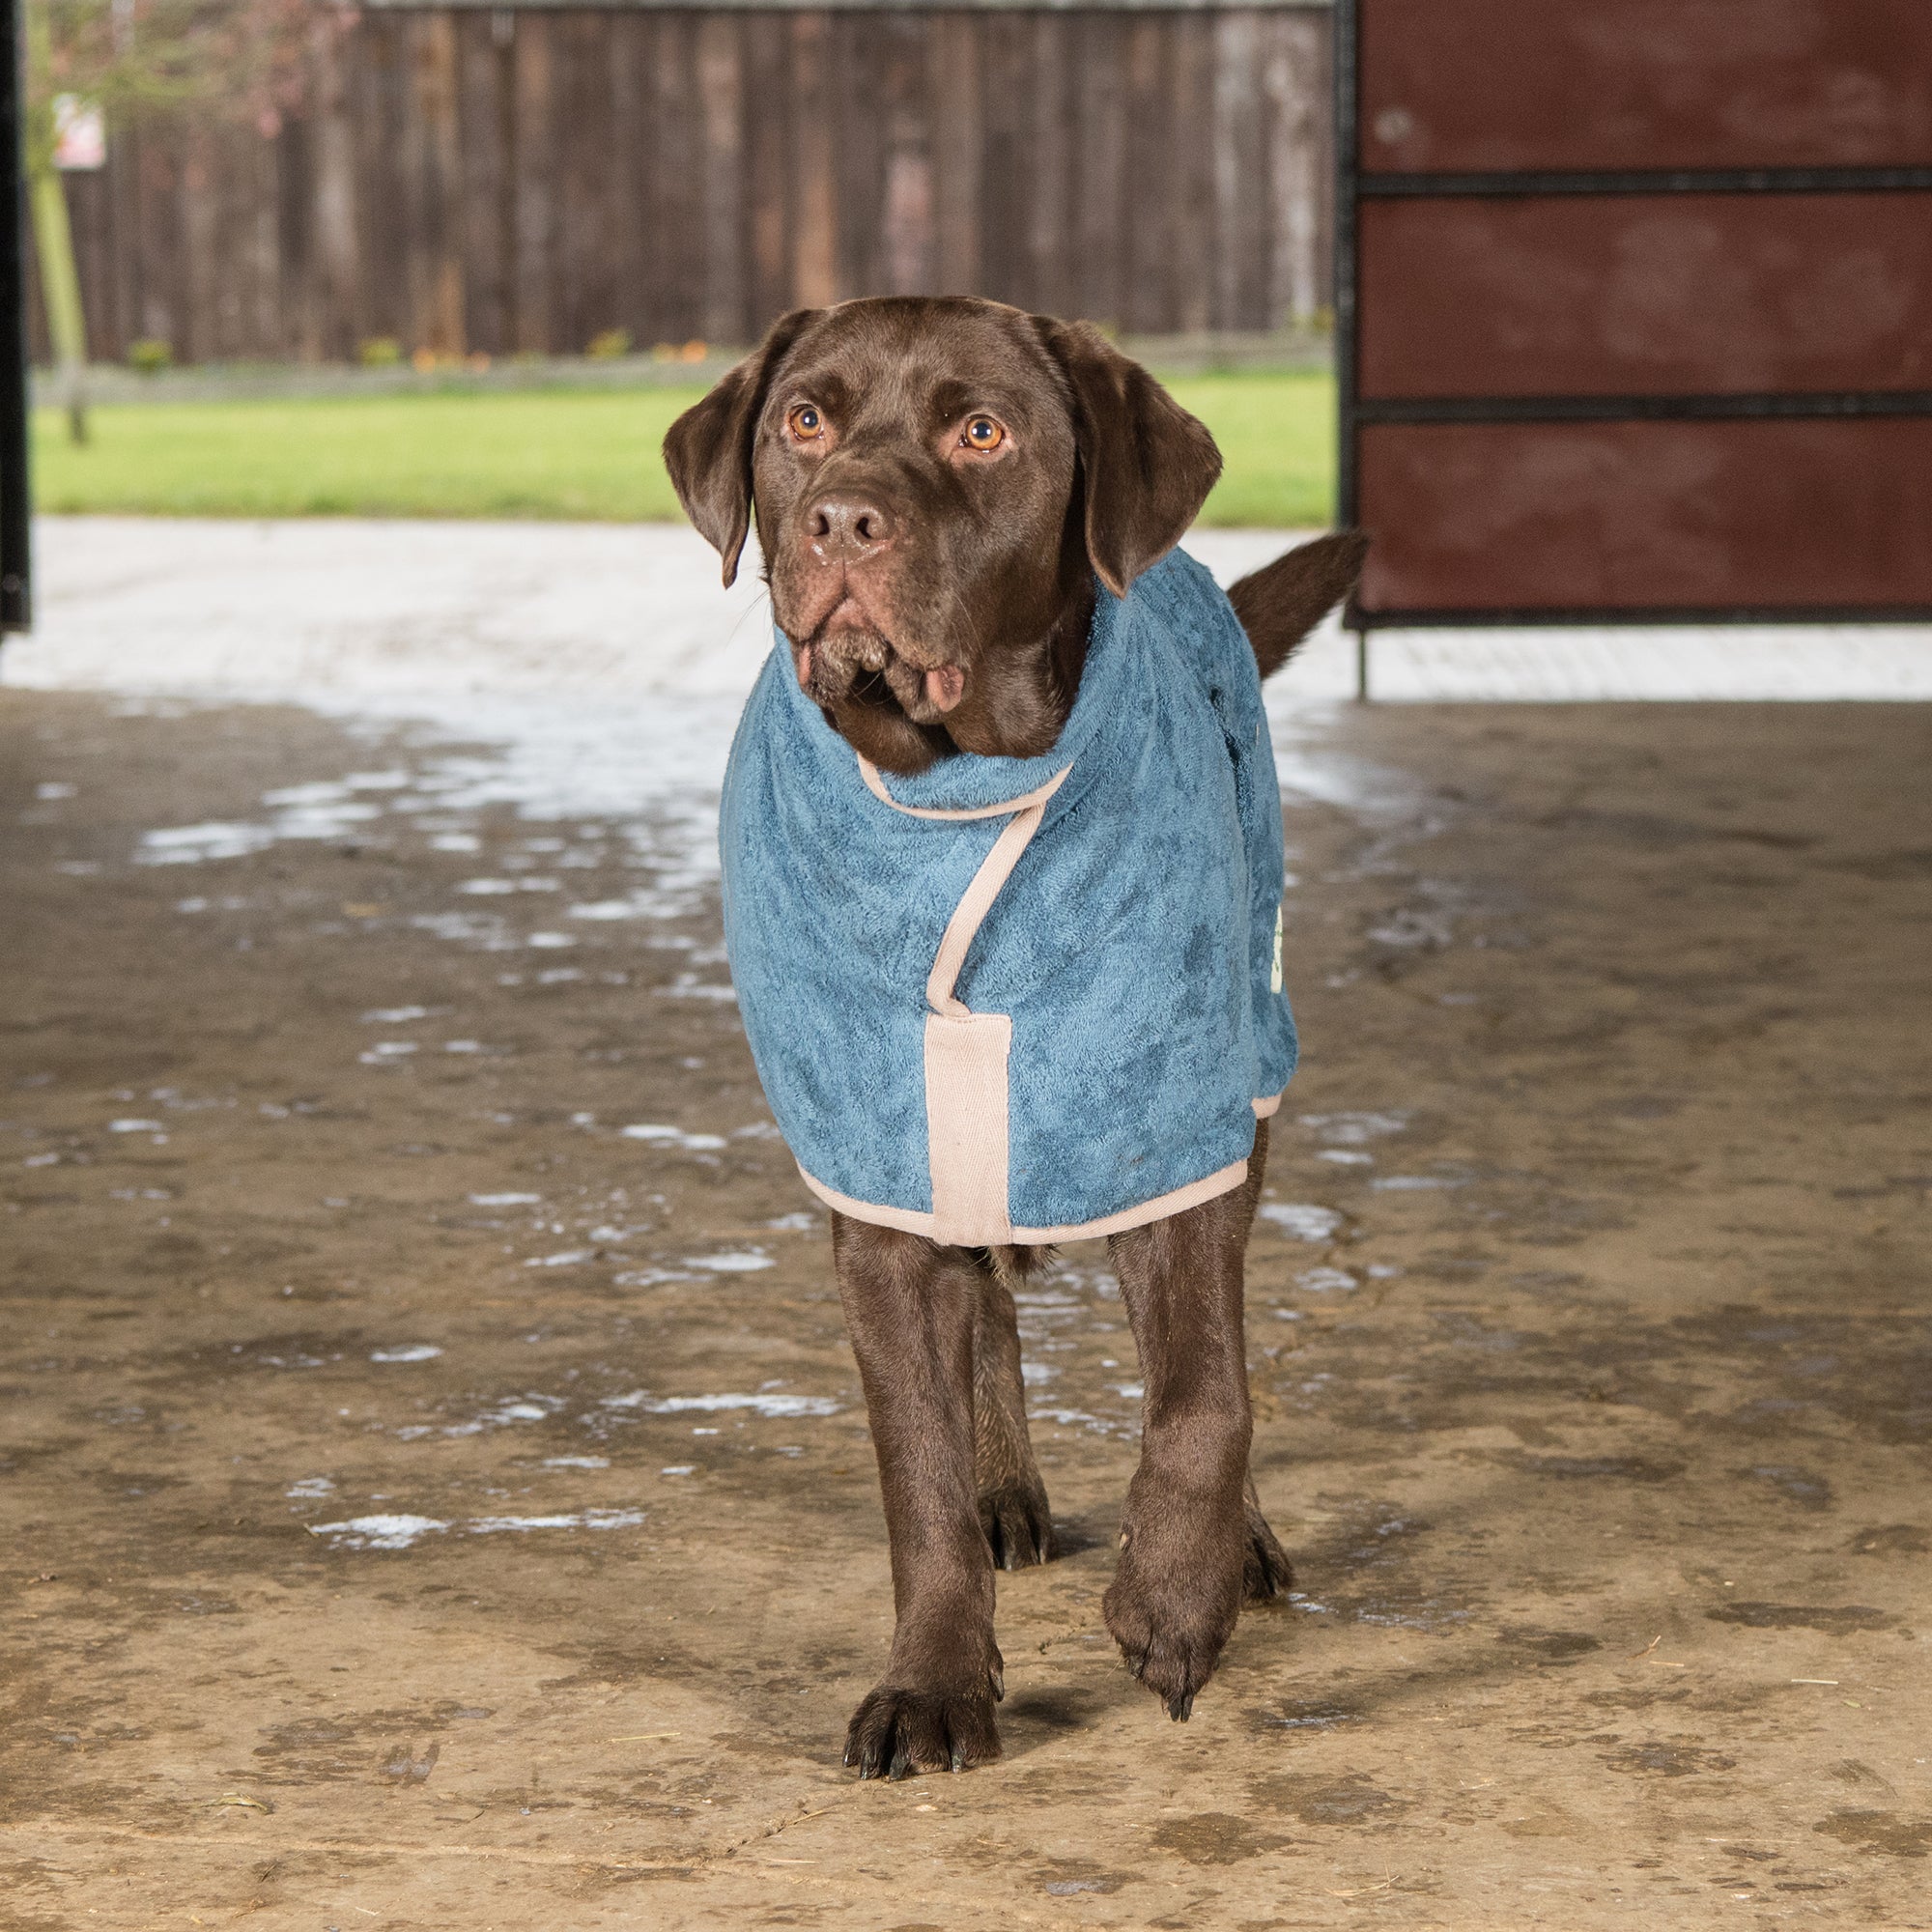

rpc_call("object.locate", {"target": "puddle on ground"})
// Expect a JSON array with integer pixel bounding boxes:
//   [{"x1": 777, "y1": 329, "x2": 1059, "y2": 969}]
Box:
[
  {"x1": 603, "y1": 1389, "x2": 840, "y2": 1418},
  {"x1": 619, "y1": 1123, "x2": 728, "y2": 1151},
  {"x1": 1251, "y1": 1699, "x2": 1365, "y2": 1732},
  {"x1": 1257, "y1": 1203, "x2": 1345, "y2": 1241},
  {"x1": 308, "y1": 1506, "x2": 645, "y2": 1549}
]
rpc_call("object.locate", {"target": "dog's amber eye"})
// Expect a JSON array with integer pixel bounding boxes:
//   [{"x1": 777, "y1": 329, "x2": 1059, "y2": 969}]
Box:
[
  {"x1": 787, "y1": 404, "x2": 824, "y2": 441},
  {"x1": 962, "y1": 415, "x2": 1005, "y2": 451}
]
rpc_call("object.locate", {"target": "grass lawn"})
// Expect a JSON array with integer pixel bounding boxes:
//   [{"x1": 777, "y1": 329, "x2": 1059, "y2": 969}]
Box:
[{"x1": 32, "y1": 370, "x2": 1334, "y2": 526}]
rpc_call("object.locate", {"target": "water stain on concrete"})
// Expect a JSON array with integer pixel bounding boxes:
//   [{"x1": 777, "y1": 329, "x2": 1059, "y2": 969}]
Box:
[
  {"x1": 1150, "y1": 1810, "x2": 1293, "y2": 1862},
  {"x1": 1495, "y1": 1626, "x2": 1604, "y2": 1664},
  {"x1": 1251, "y1": 1774, "x2": 1406, "y2": 1827},
  {"x1": 1814, "y1": 1810, "x2": 1932, "y2": 1859},
  {"x1": 1705, "y1": 1603, "x2": 1893, "y2": 1634},
  {"x1": 1603, "y1": 1743, "x2": 1739, "y2": 1778}
]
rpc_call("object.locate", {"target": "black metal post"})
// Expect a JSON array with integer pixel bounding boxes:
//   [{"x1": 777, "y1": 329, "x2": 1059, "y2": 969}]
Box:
[{"x1": 0, "y1": 0, "x2": 29, "y2": 633}]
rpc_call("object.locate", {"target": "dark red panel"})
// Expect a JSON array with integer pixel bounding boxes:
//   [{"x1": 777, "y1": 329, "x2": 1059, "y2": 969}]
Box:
[
  {"x1": 1360, "y1": 0, "x2": 1932, "y2": 174},
  {"x1": 1359, "y1": 193, "x2": 1932, "y2": 398},
  {"x1": 1355, "y1": 418, "x2": 1932, "y2": 612}
]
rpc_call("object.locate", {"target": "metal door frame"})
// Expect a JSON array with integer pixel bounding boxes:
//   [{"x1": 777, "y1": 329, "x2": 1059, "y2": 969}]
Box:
[{"x1": 1335, "y1": 0, "x2": 1932, "y2": 658}]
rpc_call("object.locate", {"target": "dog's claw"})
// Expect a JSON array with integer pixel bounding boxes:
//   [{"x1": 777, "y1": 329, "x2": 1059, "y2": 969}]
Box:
[
  {"x1": 844, "y1": 1680, "x2": 1001, "y2": 1781},
  {"x1": 980, "y1": 1480, "x2": 1056, "y2": 1573},
  {"x1": 1242, "y1": 1489, "x2": 1294, "y2": 1602}
]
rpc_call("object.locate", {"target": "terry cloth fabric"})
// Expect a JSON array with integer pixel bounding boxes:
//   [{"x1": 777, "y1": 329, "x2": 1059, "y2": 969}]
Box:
[{"x1": 719, "y1": 546, "x2": 1296, "y2": 1246}]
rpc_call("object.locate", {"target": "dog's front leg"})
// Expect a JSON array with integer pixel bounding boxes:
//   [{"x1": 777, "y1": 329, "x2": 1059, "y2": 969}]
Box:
[
  {"x1": 832, "y1": 1212, "x2": 1003, "y2": 1777},
  {"x1": 1102, "y1": 1122, "x2": 1283, "y2": 1719}
]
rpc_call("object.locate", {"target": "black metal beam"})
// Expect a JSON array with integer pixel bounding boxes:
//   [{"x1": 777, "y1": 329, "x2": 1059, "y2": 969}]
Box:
[
  {"x1": 0, "y1": 0, "x2": 28, "y2": 632},
  {"x1": 1351, "y1": 603, "x2": 1932, "y2": 633},
  {"x1": 1359, "y1": 166, "x2": 1932, "y2": 199},
  {"x1": 1356, "y1": 391, "x2": 1932, "y2": 426}
]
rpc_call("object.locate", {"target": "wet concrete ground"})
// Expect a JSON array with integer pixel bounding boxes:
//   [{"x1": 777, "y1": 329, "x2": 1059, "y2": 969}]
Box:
[{"x1": 3, "y1": 686, "x2": 1929, "y2": 1929}]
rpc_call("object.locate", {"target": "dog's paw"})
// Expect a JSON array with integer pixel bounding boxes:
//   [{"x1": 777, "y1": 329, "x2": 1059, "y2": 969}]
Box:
[
  {"x1": 1242, "y1": 1497, "x2": 1293, "y2": 1602},
  {"x1": 1103, "y1": 1520, "x2": 1245, "y2": 1720},
  {"x1": 979, "y1": 1476, "x2": 1056, "y2": 1571},
  {"x1": 843, "y1": 1673, "x2": 1002, "y2": 1780}
]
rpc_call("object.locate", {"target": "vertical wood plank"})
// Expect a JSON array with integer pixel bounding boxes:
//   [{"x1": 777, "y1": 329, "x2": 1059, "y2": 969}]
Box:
[
  {"x1": 359, "y1": 12, "x2": 413, "y2": 351},
  {"x1": 791, "y1": 13, "x2": 838, "y2": 307},
  {"x1": 1213, "y1": 12, "x2": 1265, "y2": 331},
  {"x1": 1122, "y1": 15, "x2": 1171, "y2": 332},
  {"x1": 833, "y1": 11, "x2": 884, "y2": 300},
  {"x1": 134, "y1": 125, "x2": 182, "y2": 356},
  {"x1": 690, "y1": 12, "x2": 743, "y2": 346},
  {"x1": 411, "y1": 12, "x2": 465, "y2": 353},
  {"x1": 105, "y1": 122, "x2": 143, "y2": 358},
  {"x1": 277, "y1": 115, "x2": 313, "y2": 359},
  {"x1": 880, "y1": 13, "x2": 934, "y2": 295},
  {"x1": 1173, "y1": 14, "x2": 1214, "y2": 335},
  {"x1": 743, "y1": 9, "x2": 792, "y2": 333},
  {"x1": 454, "y1": 11, "x2": 506, "y2": 355},
  {"x1": 66, "y1": 169, "x2": 113, "y2": 358},
  {"x1": 180, "y1": 128, "x2": 218, "y2": 361},
  {"x1": 551, "y1": 13, "x2": 583, "y2": 353},
  {"x1": 1072, "y1": 13, "x2": 1125, "y2": 328},
  {"x1": 511, "y1": 11, "x2": 554, "y2": 352},
  {"x1": 650, "y1": 13, "x2": 701, "y2": 345},
  {"x1": 1027, "y1": 13, "x2": 1071, "y2": 317},
  {"x1": 696, "y1": 13, "x2": 744, "y2": 347},
  {"x1": 1264, "y1": 10, "x2": 1322, "y2": 328},
  {"x1": 978, "y1": 14, "x2": 1027, "y2": 307},
  {"x1": 929, "y1": 13, "x2": 980, "y2": 299},
  {"x1": 555, "y1": 12, "x2": 617, "y2": 354},
  {"x1": 610, "y1": 9, "x2": 651, "y2": 346},
  {"x1": 308, "y1": 14, "x2": 358, "y2": 359},
  {"x1": 247, "y1": 127, "x2": 283, "y2": 356},
  {"x1": 1310, "y1": 3, "x2": 1336, "y2": 316}
]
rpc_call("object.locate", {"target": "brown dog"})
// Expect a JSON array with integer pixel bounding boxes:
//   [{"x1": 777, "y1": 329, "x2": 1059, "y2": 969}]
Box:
[{"x1": 666, "y1": 297, "x2": 1364, "y2": 1778}]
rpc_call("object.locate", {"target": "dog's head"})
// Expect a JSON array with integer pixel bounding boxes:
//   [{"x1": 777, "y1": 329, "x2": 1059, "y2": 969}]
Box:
[{"x1": 664, "y1": 298, "x2": 1222, "y2": 773}]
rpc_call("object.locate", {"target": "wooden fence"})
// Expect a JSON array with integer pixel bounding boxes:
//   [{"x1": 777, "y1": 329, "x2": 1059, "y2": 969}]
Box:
[{"x1": 40, "y1": 2, "x2": 1335, "y2": 366}]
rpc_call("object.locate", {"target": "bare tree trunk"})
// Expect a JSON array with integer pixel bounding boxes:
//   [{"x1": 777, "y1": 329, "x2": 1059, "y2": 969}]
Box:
[{"x1": 30, "y1": 165, "x2": 86, "y2": 443}]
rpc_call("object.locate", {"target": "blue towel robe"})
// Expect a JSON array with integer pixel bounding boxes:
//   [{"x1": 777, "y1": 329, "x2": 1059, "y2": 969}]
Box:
[{"x1": 719, "y1": 547, "x2": 1296, "y2": 1245}]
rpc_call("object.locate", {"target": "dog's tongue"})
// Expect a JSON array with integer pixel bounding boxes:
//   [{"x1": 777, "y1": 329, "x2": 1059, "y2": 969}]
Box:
[{"x1": 924, "y1": 665, "x2": 966, "y2": 713}]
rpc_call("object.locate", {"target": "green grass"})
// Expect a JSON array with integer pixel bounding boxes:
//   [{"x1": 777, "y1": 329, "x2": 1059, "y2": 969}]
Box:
[
  {"x1": 32, "y1": 369, "x2": 1334, "y2": 526},
  {"x1": 1175, "y1": 372, "x2": 1335, "y2": 526}
]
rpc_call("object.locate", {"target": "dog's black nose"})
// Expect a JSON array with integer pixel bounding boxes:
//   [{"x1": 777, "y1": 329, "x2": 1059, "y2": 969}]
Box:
[{"x1": 808, "y1": 493, "x2": 896, "y2": 554}]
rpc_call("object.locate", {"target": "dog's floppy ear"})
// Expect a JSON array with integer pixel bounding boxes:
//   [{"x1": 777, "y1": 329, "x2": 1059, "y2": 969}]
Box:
[
  {"x1": 663, "y1": 309, "x2": 817, "y2": 586},
  {"x1": 1031, "y1": 317, "x2": 1223, "y2": 598}
]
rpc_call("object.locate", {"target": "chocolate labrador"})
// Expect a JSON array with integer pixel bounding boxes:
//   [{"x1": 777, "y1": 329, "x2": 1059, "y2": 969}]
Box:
[{"x1": 666, "y1": 297, "x2": 1364, "y2": 1778}]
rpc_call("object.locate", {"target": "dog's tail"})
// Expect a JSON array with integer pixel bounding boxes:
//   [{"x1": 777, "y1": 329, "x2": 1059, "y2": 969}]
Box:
[{"x1": 1228, "y1": 530, "x2": 1370, "y2": 680}]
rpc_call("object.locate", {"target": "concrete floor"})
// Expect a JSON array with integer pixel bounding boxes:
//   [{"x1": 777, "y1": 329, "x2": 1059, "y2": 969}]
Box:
[{"x1": 3, "y1": 668, "x2": 1930, "y2": 1928}]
